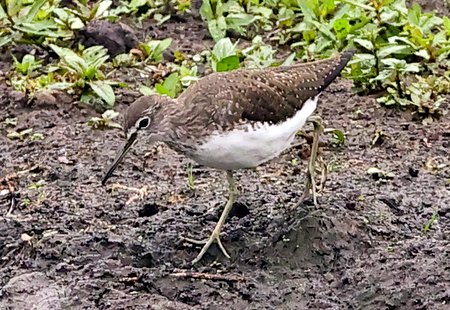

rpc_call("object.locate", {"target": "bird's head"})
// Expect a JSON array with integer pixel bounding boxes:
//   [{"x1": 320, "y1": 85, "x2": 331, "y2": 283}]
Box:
[{"x1": 101, "y1": 94, "x2": 173, "y2": 185}]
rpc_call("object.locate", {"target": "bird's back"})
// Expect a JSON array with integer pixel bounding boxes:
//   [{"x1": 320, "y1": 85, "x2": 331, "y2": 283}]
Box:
[
  {"x1": 176, "y1": 49, "x2": 355, "y2": 133},
  {"x1": 165, "y1": 49, "x2": 355, "y2": 170}
]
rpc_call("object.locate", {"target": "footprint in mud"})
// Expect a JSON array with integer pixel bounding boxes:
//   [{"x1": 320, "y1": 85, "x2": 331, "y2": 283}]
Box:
[
  {"x1": 1, "y1": 272, "x2": 65, "y2": 309},
  {"x1": 264, "y1": 211, "x2": 360, "y2": 270}
]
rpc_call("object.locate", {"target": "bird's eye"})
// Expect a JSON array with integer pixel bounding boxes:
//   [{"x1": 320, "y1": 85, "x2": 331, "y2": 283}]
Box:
[{"x1": 138, "y1": 117, "x2": 150, "y2": 129}]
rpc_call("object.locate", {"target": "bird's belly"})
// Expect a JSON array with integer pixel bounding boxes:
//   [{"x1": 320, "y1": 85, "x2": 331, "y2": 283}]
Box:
[
  {"x1": 192, "y1": 132, "x2": 293, "y2": 170},
  {"x1": 190, "y1": 96, "x2": 318, "y2": 170}
]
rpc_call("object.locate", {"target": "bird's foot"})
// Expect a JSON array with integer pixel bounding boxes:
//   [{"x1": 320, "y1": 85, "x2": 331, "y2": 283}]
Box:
[
  {"x1": 301, "y1": 155, "x2": 327, "y2": 206},
  {"x1": 184, "y1": 171, "x2": 236, "y2": 265},
  {"x1": 183, "y1": 229, "x2": 230, "y2": 264},
  {"x1": 299, "y1": 115, "x2": 327, "y2": 207},
  {"x1": 110, "y1": 183, "x2": 149, "y2": 205}
]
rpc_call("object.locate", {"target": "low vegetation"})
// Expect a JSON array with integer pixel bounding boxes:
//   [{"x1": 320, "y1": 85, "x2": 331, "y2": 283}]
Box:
[{"x1": 0, "y1": 0, "x2": 448, "y2": 120}]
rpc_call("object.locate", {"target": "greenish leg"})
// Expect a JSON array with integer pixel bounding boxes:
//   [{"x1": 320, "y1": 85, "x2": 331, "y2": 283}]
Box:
[
  {"x1": 184, "y1": 170, "x2": 237, "y2": 264},
  {"x1": 301, "y1": 115, "x2": 327, "y2": 206}
]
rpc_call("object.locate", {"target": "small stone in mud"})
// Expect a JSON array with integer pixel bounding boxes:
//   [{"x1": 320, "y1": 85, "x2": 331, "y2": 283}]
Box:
[
  {"x1": 77, "y1": 20, "x2": 139, "y2": 57},
  {"x1": 408, "y1": 166, "x2": 419, "y2": 177},
  {"x1": 230, "y1": 202, "x2": 250, "y2": 218},
  {"x1": 0, "y1": 189, "x2": 9, "y2": 198},
  {"x1": 138, "y1": 203, "x2": 159, "y2": 217},
  {"x1": 134, "y1": 251, "x2": 155, "y2": 268},
  {"x1": 345, "y1": 201, "x2": 357, "y2": 210}
]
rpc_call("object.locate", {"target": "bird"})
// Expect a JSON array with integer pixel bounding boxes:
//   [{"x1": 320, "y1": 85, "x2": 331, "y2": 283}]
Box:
[{"x1": 101, "y1": 49, "x2": 355, "y2": 264}]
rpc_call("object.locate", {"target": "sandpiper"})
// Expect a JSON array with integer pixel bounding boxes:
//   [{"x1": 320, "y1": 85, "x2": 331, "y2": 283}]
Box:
[{"x1": 101, "y1": 49, "x2": 355, "y2": 264}]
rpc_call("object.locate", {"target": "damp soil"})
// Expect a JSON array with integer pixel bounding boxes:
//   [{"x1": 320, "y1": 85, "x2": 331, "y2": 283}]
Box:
[{"x1": 1, "y1": 6, "x2": 450, "y2": 310}]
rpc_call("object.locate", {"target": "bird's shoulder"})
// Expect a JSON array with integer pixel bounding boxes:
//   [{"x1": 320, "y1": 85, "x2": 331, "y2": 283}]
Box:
[{"x1": 178, "y1": 69, "x2": 316, "y2": 130}]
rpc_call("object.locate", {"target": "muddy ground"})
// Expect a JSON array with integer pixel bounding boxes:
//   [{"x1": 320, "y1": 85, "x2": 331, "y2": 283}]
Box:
[{"x1": 1, "y1": 4, "x2": 450, "y2": 310}]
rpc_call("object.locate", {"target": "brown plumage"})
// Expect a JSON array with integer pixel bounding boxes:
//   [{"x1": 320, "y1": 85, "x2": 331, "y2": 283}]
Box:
[
  {"x1": 102, "y1": 49, "x2": 355, "y2": 264},
  {"x1": 120, "y1": 49, "x2": 355, "y2": 147},
  {"x1": 176, "y1": 48, "x2": 355, "y2": 128}
]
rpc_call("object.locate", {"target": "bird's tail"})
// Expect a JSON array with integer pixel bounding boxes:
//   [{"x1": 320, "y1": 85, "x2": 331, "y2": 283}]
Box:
[{"x1": 320, "y1": 48, "x2": 356, "y2": 91}]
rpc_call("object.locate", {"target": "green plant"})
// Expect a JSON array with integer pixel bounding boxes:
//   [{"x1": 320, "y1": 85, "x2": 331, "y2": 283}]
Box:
[
  {"x1": 6, "y1": 128, "x2": 43, "y2": 141},
  {"x1": 140, "y1": 62, "x2": 198, "y2": 98},
  {"x1": 71, "y1": 0, "x2": 113, "y2": 22},
  {"x1": 186, "y1": 162, "x2": 195, "y2": 191},
  {"x1": 49, "y1": 44, "x2": 116, "y2": 106},
  {"x1": 139, "y1": 38, "x2": 172, "y2": 63},
  {"x1": 3, "y1": 118, "x2": 17, "y2": 127},
  {"x1": 200, "y1": 0, "x2": 261, "y2": 41},
  {"x1": 208, "y1": 37, "x2": 241, "y2": 72},
  {"x1": 12, "y1": 54, "x2": 42, "y2": 75},
  {"x1": 373, "y1": 59, "x2": 420, "y2": 102},
  {"x1": 0, "y1": 0, "x2": 72, "y2": 42},
  {"x1": 29, "y1": 132, "x2": 44, "y2": 141},
  {"x1": 423, "y1": 212, "x2": 439, "y2": 232},
  {"x1": 326, "y1": 128, "x2": 346, "y2": 146},
  {"x1": 26, "y1": 179, "x2": 47, "y2": 206},
  {"x1": 110, "y1": 0, "x2": 173, "y2": 24},
  {"x1": 9, "y1": 54, "x2": 43, "y2": 93},
  {"x1": 154, "y1": 72, "x2": 181, "y2": 98},
  {"x1": 405, "y1": 75, "x2": 449, "y2": 119},
  {"x1": 242, "y1": 35, "x2": 277, "y2": 69},
  {"x1": 87, "y1": 110, "x2": 122, "y2": 129},
  {"x1": 367, "y1": 167, "x2": 395, "y2": 182}
]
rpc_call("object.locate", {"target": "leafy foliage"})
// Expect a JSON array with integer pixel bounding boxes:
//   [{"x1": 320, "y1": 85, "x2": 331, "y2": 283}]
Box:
[
  {"x1": 200, "y1": 0, "x2": 263, "y2": 41},
  {"x1": 209, "y1": 37, "x2": 241, "y2": 72},
  {"x1": 9, "y1": 54, "x2": 43, "y2": 93},
  {"x1": 1, "y1": 0, "x2": 449, "y2": 118},
  {"x1": 88, "y1": 110, "x2": 122, "y2": 129},
  {"x1": 141, "y1": 62, "x2": 199, "y2": 98},
  {"x1": 139, "y1": 38, "x2": 173, "y2": 63},
  {"x1": 49, "y1": 44, "x2": 116, "y2": 106}
]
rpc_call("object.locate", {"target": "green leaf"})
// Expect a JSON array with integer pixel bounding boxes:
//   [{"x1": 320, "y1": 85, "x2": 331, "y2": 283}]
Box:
[
  {"x1": 0, "y1": 4, "x2": 7, "y2": 20},
  {"x1": 341, "y1": 0, "x2": 375, "y2": 11},
  {"x1": 23, "y1": 0, "x2": 47, "y2": 23},
  {"x1": 208, "y1": 17, "x2": 227, "y2": 42},
  {"x1": 95, "y1": 0, "x2": 112, "y2": 18},
  {"x1": 443, "y1": 16, "x2": 450, "y2": 34},
  {"x1": 47, "y1": 82, "x2": 75, "y2": 90},
  {"x1": 281, "y1": 53, "x2": 296, "y2": 67},
  {"x1": 216, "y1": 55, "x2": 240, "y2": 72},
  {"x1": 0, "y1": 35, "x2": 13, "y2": 48},
  {"x1": 70, "y1": 17, "x2": 84, "y2": 29},
  {"x1": 89, "y1": 81, "x2": 115, "y2": 106},
  {"x1": 50, "y1": 44, "x2": 77, "y2": 59},
  {"x1": 212, "y1": 37, "x2": 238, "y2": 59},
  {"x1": 354, "y1": 39, "x2": 373, "y2": 51},
  {"x1": 7, "y1": 0, "x2": 22, "y2": 19},
  {"x1": 407, "y1": 3, "x2": 421, "y2": 26},
  {"x1": 199, "y1": 0, "x2": 214, "y2": 21},
  {"x1": 311, "y1": 20, "x2": 335, "y2": 41},
  {"x1": 297, "y1": 0, "x2": 316, "y2": 22},
  {"x1": 226, "y1": 13, "x2": 258, "y2": 28},
  {"x1": 139, "y1": 85, "x2": 154, "y2": 96},
  {"x1": 333, "y1": 18, "x2": 351, "y2": 39},
  {"x1": 155, "y1": 72, "x2": 180, "y2": 98},
  {"x1": 331, "y1": 129, "x2": 345, "y2": 145},
  {"x1": 415, "y1": 49, "x2": 429, "y2": 59},
  {"x1": 378, "y1": 45, "x2": 411, "y2": 58},
  {"x1": 141, "y1": 38, "x2": 172, "y2": 62}
]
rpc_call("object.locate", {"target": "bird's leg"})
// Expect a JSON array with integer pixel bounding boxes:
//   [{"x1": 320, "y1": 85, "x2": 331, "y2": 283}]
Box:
[
  {"x1": 184, "y1": 171, "x2": 237, "y2": 264},
  {"x1": 301, "y1": 115, "x2": 327, "y2": 206}
]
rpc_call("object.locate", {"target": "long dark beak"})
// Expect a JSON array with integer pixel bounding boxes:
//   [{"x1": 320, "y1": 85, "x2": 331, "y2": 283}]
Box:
[{"x1": 101, "y1": 132, "x2": 137, "y2": 185}]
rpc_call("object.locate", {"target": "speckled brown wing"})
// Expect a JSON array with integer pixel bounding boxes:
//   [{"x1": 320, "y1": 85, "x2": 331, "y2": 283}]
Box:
[{"x1": 177, "y1": 49, "x2": 355, "y2": 132}]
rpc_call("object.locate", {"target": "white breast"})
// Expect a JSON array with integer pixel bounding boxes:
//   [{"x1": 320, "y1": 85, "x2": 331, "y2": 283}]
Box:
[{"x1": 190, "y1": 95, "x2": 319, "y2": 170}]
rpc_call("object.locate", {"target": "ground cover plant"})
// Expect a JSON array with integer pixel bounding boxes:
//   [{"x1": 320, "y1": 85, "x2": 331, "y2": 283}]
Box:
[{"x1": 0, "y1": 0, "x2": 449, "y2": 309}]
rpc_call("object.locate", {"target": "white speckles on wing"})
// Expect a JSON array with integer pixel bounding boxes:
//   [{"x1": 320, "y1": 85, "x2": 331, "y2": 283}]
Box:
[{"x1": 190, "y1": 95, "x2": 319, "y2": 170}]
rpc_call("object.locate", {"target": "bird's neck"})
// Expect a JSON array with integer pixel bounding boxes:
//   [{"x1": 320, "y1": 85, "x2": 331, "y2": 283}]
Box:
[{"x1": 152, "y1": 98, "x2": 186, "y2": 143}]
